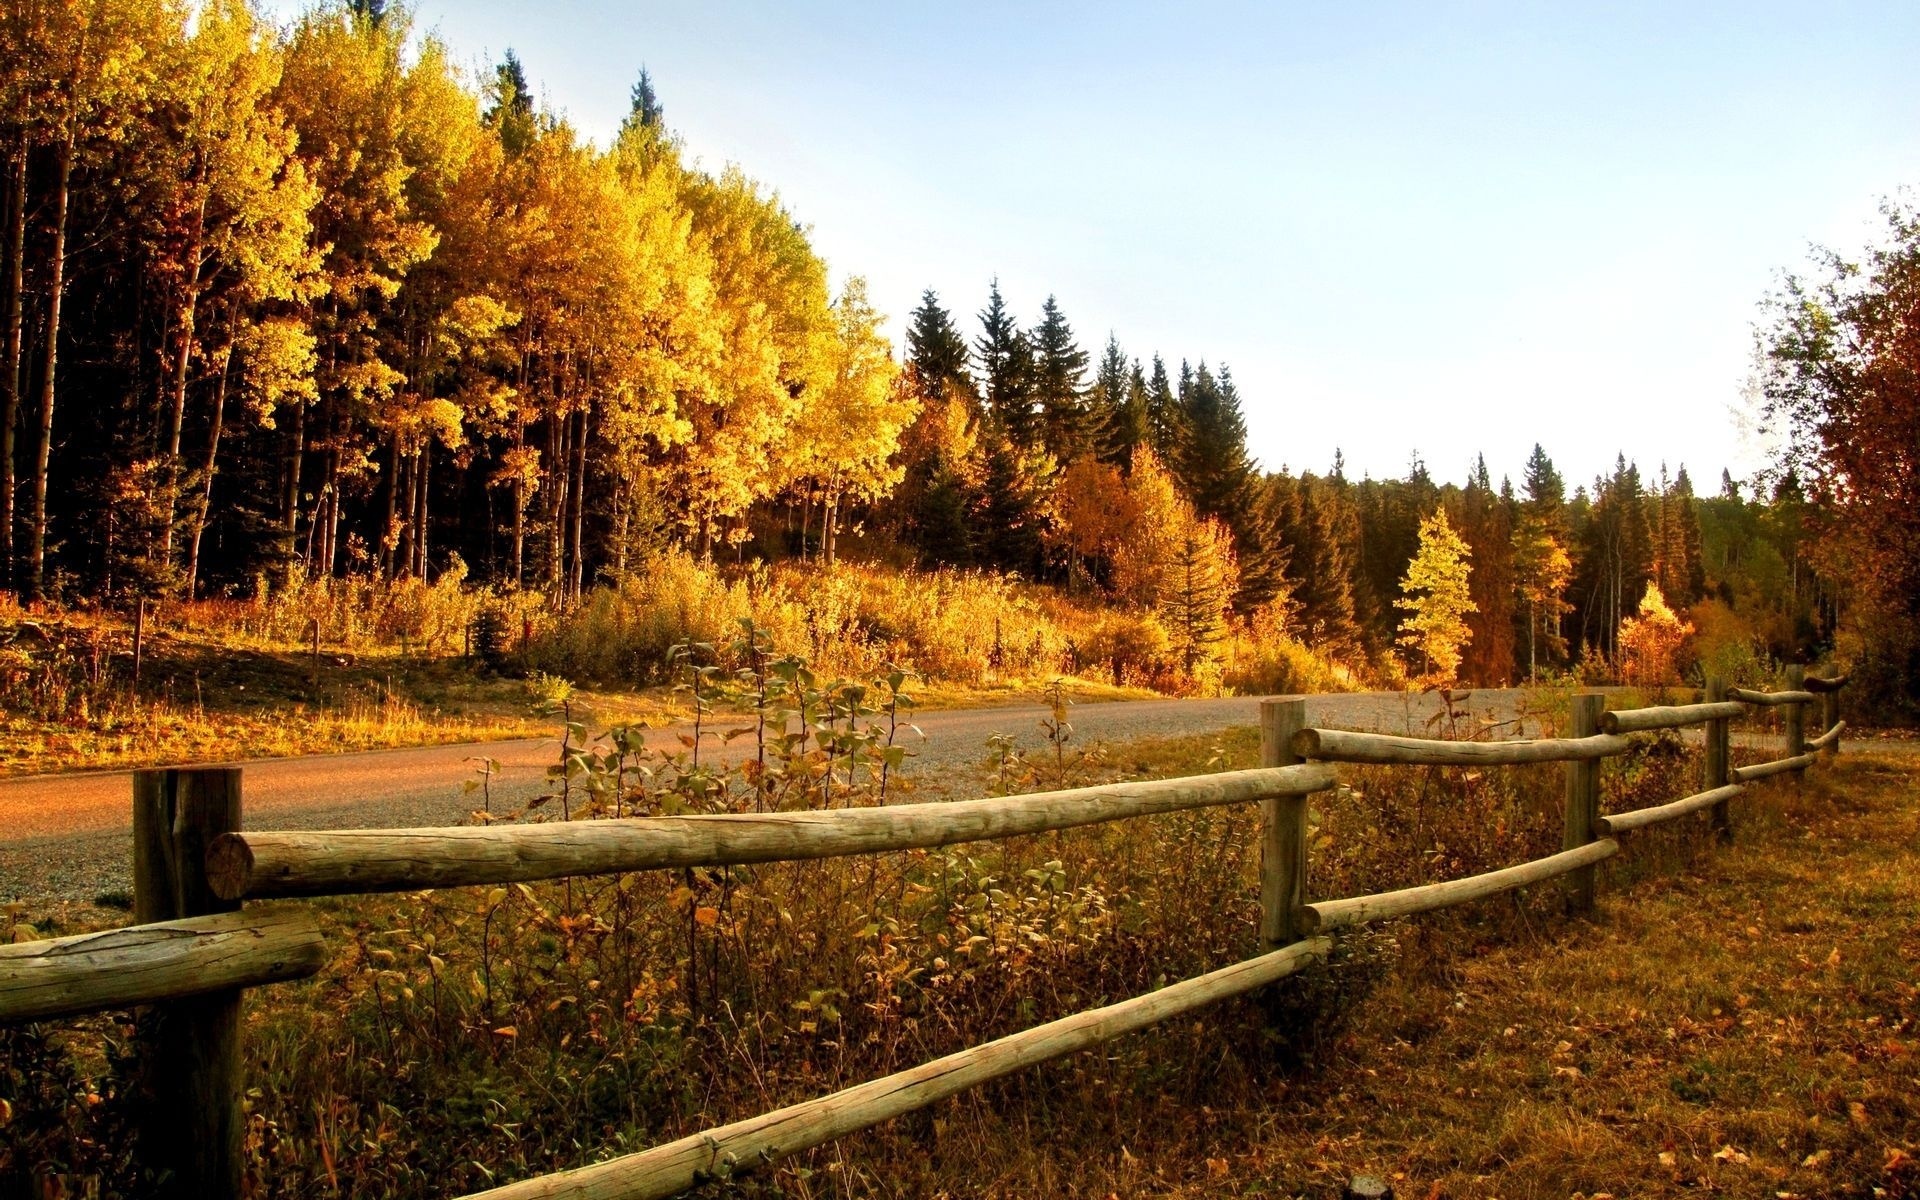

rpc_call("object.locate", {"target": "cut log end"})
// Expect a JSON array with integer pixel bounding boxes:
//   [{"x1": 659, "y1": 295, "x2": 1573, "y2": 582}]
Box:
[
  {"x1": 1288, "y1": 727, "x2": 1324, "y2": 759},
  {"x1": 205, "y1": 834, "x2": 256, "y2": 902}
]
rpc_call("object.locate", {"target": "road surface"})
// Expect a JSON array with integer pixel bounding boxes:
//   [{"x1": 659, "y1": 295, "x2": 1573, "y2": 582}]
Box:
[{"x1": 0, "y1": 688, "x2": 1560, "y2": 904}]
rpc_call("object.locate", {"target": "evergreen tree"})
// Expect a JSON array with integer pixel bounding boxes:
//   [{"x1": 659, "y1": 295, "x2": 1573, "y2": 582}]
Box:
[
  {"x1": 973, "y1": 279, "x2": 1032, "y2": 443},
  {"x1": 1571, "y1": 455, "x2": 1655, "y2": 661},
  {"x1": 1455, "y1": 458, "x2": 1516, "y2": 685},
  {"x1": 1144, "y1": 354, "x2": 1182, "y2": 459},
  {"x1": 906, "y1": 288, "x2": 973, "y2": 404},
  {"x1": 629, "y1": 67, "x2": 663, "y2": 128},
  {"x1": 1088, "y1": 335, "x2": 1140, "y2": 468},
  {"x1": 486, "y1": 50, "x2": 536, "y2": 157},
  {"x1": 1029, "y1": 294, "x2": 1091, "y2": 463},
  {"x1": 1097, "y1": 357, "x2": 1150, "y2": 472},
  {"x1": 1175, "y1": 363, "x2": 1275, "y2": 611},
  {"x1": 1270, "y1": 472, "x2": 1360, "y2": 656},
  {"x1": 971, "y1": 427, "x2": 1050, "y2": 576}
]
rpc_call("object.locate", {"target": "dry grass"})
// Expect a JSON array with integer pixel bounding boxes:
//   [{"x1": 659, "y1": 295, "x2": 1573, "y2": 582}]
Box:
[
  {"x1": 1157, "y1": 752, "x2": 1920, "y2": 1200},
  {"x1": 6, "y1": 709, "x2": 1908, "y2": 1200}
]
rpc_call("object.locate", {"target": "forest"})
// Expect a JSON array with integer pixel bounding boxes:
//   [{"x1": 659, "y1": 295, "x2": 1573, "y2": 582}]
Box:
[{"x1": 1, "y1": 0, "x2": 1913, "y2": 715}]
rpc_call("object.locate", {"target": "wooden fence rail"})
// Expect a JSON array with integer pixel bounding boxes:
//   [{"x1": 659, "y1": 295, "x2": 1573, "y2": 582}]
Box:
[{"x1": 0, "y1": 673, "x2": 1852, "y2": 1200}]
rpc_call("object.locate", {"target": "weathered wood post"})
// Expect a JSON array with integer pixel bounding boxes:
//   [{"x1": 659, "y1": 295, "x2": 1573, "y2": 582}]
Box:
[
  {"x1": 133, "y1": 767, "x2": 245, "y2": 1200},
  {"x1": 1820, "y1": 680, "x2": 1841, "y2": 760},
  {"x1": 1784, "y1": 664, "x2": 1807, "y2": 782},
  {"x1": 1260, "y1": 697, "x2": 1309, "y2": 950},
  {"x1": 1562, "y1": 693, "x2": 1605, "y2": 913},
  {"x1": 1705, "y1": 676, "x2": 1731, "y2": 843}
]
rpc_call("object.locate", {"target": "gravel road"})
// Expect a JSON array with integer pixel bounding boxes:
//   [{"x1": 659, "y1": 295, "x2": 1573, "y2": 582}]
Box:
[{"x1": 0, "y1": 687, "x2": 1565, "y2": 904}]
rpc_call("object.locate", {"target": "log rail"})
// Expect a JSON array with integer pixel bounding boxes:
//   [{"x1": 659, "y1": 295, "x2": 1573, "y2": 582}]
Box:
[{"x1": 0, "y1": 673, "x2": 1852, "y2": 1200}]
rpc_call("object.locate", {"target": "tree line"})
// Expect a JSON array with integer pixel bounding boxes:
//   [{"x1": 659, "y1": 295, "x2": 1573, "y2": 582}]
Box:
[
  {"x1": 3, "y1": 0, "x2": 1897, "y2": 706},
  {"x1": 2, "y1": 0, "x2": 908, "y2": 605}
]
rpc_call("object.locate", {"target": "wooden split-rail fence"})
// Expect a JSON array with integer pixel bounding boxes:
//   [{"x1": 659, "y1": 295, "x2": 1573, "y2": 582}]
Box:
[{"x1": 0, "y1": 669, "x2": 1851, "y2": 1199}]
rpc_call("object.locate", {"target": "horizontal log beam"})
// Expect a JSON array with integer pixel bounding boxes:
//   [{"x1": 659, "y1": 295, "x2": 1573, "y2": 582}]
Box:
[
  {"x1": 1729, "y1": 752, "x2": 1818, "y2": 783},
  {"x1": 1296, "y1": 839, "x2": 1621, "y2": 934},
  {"x1": 1803, "y1": 673, "x2": 1849, "y2": 694},
  {"x1": 211, "y1": 764, "x2": 1339, "y2": 900},
  {"x1": 1290, "y1": 727, "x2": 1628, "y2": 766},
  {"x1": 0, "y1": 909, "x2": 325, "y2": 1024},
  {"x1": 1601, "y1": 701, "x2": 1746, "y2": 734},
  {"x1": 460, "y1": 936, "x2": 1333, "y2": 1200},
  {"x1": 1728, "y1": 688, "x2": 1817, "y2": 707},
  {"x1": 1806, "y1": 720, "x2": 1847, "y2": 751},
  {"x1": 1598, "y1": 784, "x2": 1745, "y2": 835}
]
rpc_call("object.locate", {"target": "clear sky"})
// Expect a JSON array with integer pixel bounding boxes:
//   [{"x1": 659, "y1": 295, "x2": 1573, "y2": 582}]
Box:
[{"x1": 283, "y1": 1, "x2": 1920, "y2": 490}]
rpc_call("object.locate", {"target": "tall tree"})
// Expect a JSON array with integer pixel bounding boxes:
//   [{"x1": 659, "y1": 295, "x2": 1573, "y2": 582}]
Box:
[
  {"x1": 628, "y1": 66, "x2": 663, "y2": 129},
  {"x1": 1143, "y1": 353, "x2": 1182, "y2": 460},
  {"x1": 1028, "y1": 294, "x2": 1090, "y2": 463},
  {"x1": 138, "y1": 0, "x2": 320, "y2": 589},
  {"x1": 791, "y1": 277, "x2": 909, "y2": 563},
  {"x1": 1269, "y1": 471, "x2": 1361, "y2": 656},
  {"x1": 1756, "y1": 197, "x2": 1920, "y2": 715},
  {"x1": 905, "y1": 288, "x2": 972, "y2": 405},
  {"x1": 9, "y1": 0, "x2": 172, "y2": 598},
  {"x1": 973, "y1": 279, "x2": 1032, "y2": 443},
  {"x1": 1454, "y1": 456, "x2": 1516, "y2": 685}
]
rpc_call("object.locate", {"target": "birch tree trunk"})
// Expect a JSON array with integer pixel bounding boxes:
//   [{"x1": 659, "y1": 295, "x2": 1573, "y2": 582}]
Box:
[{"x1": 27, "y1": 137, "x2": 73, "y2": 602}]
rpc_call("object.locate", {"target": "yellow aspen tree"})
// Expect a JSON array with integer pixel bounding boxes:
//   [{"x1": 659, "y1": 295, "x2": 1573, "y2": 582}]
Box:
[
  {"x1": 1397, "y1": 506, "x2": 1477, "y2": 683},
  {"x1": 791, "y1": 276, "x2": 908, "y2": 563},
  {"x1": 145, "y1": 0, "x2": 321, "y2": 589},
  {"x1": 274, "y1": 5, "x2": 440, "y2": 576}
]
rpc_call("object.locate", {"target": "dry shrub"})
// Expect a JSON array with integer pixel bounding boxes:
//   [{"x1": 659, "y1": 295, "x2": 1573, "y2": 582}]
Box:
[{"x1": 526, "y1": 552, "x2": 1083, "y2": 687}]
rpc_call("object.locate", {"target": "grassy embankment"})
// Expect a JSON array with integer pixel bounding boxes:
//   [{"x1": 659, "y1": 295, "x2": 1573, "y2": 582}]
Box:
[
  {"x1": 3, "y1": 687, "x2": 1910, "y2": 1198},
  {"x1": 0, "y1": 549, "x2": 1354, "y2": 774}
]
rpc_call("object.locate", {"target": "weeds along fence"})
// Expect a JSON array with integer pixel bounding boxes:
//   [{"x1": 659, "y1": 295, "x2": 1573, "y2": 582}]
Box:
[{"x1": 0, "y1": 670, "x2": 1850, "y2": 1199}]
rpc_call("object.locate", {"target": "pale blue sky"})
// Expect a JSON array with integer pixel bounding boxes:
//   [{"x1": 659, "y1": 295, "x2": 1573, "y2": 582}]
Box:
[{"x1": 280, "y1": 1, "x2": 1920, "y2": 489}]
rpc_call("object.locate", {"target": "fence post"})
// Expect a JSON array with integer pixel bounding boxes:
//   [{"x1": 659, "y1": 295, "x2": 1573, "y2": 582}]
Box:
[
  {"x1": 133, "y1": 767, "x2": 245, "y2": 1200},
  {"x1": 1821, "y1": 683, "x2": 1841, "y2": 760},
  {"x1": 1259, "y1": 697, "x2": 1308, "y2": 950},
  {"x1": 1784, "y1": 664, "x2": 1807, "y2": 781},
  {"x1": 1562, "y1": 693, "x2": 1605, "y2": 913},
  {"x1": 1705, "y1": 676, "x2": 1731, "y2": 843}
]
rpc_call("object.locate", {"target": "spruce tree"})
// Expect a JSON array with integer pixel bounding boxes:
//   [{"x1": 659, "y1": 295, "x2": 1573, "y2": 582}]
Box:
[
  {"x1": 1145, "y1": 354, "x2": 1182, "y2": 459},
  {"x1": 974, "y1": 280, "x2": 1033, "y2": 444},
  {"x1": 1174, "y1": 364, "x2": 1278, "y2": 612},
  {"x1": 906, "y1": 289, "x2": 974, "y2": 404},
  {"x1": 1456, "y1": 458, "x2": 1517, "y2": 685},
  {"x1": 487, "y1": 50, "x2": 537, "y2": 157},
  {"x1": 909, "y1": 450, "x2": 975, "y2": 568},
  {"x1": 1029, "y1": 294, "x2": 1091, "y2": 463},
  {"x1": 1174, "y1": 362, "x2": 1256, "y2": 519},
  {"x1": 1098, "y1": 358, "x2": 1151, "y2": 472},
  {"x1": 971, "y1": 427, "x2": 1049, "y2": 575},
  {"x1": 629, "y1": 67, "x2": 664, "y2": 128},
  {"x1": 1274, "y1": 473, "x2": 1362, "y2": 655}
]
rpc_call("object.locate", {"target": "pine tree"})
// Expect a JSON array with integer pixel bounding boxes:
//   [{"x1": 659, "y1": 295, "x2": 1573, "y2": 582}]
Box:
[
  {"x1": 906, "y1": 288, "x2": 973, "y2": 404},
  {"x1": 1269, "y1": 472, "x2": 1361, "y2": 656},
  {"x1": 1029, "y1": 294, "x2": 1091, "y2": 463},
  {"x1": 1097, "y1": 356, "x2": 1150, "y2": 471},
  {"x1": 629, "y1": 67, "x2": 663, "y2": 128},
  {"x1": 1144, "y1": 354, "x2": 1182, "y2": 460},
  {"x1": 973, "y1": 279, "x2": 1033, "y2": 444},
  {"x1": 1088, "y1": 335, "x2": 1140, "y2": 468},
  {"x1": 1397, "y1": 507, "x2": 1476, "y2": 683},
  {"x1": 486, "y1": 50, "x2": 535, "y2": 157},
  {"x1": 971, "y1": 426, "x2": 1050, "y2": 576},
  {"x1": 1455, "y1": 458, "x2": 1516, "y2": 685}
]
